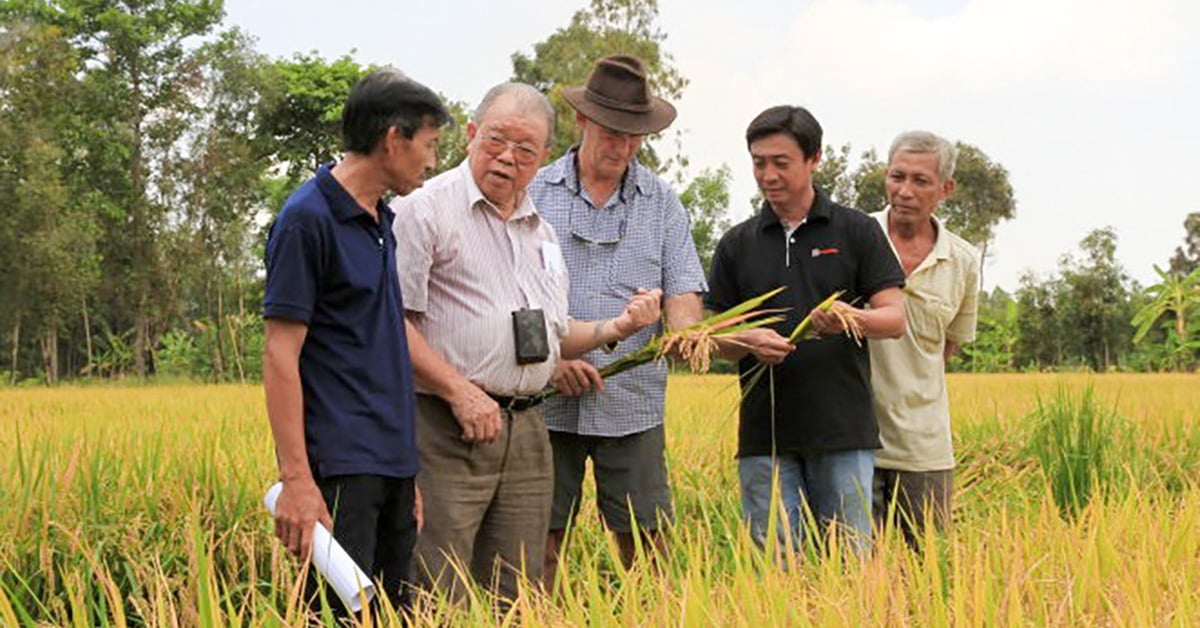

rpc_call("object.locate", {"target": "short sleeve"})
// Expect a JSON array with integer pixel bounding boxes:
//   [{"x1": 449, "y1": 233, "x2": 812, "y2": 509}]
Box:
[
  {"x1": 263, "y1": 218, "x2": 321, "y2": 324},
  {"x1": 855, "y1": 217, "x2": 906, "y2": 297},
  {"x1": 661, "y1": 190, "x2": 709, "y2": 297},
  {"x1": 946, "y1": 249, "x2": 981, "y2": 344},
  {"x1": 705, "y1": 233, "x2": 740, "y2": 312},
  {"x1": 391, "y1": 195, "x2": 436, "y2": 313}
]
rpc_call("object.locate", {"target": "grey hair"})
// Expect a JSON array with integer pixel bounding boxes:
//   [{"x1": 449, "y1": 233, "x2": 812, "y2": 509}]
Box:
[
  {"x1": 888, "y1": 130, "x2": 958, "y2": 182},
  {"x1": 472, "y1": 82, "x2": 556, "y2": 147}
]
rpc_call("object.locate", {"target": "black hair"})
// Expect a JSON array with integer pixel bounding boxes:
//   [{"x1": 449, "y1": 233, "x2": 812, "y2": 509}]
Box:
[
  {"x1": 341, "y1": 69, "x2": 452, "y2": 154},
  {"x1": 744, "y1": 105, "x2": 823, "y2": 160}
]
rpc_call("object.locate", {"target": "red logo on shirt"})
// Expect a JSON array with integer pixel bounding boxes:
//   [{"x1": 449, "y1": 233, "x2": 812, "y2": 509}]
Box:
[{"x1": 811, "y1": 247, "x2": 840, "y2": 257}]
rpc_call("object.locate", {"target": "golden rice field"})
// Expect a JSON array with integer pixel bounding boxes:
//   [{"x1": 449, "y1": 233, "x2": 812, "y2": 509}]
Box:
[{"x1": 2, "y1": 374, "x2": 1199, "y2": 626}]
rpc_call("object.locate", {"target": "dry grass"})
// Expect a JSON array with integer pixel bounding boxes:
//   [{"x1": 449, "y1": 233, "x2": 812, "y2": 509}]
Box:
[{"x1": 1, "y1": 374, "x2": 1198, "y2": 626}]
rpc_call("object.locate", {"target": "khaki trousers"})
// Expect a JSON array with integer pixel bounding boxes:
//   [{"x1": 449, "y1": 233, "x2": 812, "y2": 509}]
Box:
[{"x1": 413, "y1": 394, "x2": 553, "y2": 604}]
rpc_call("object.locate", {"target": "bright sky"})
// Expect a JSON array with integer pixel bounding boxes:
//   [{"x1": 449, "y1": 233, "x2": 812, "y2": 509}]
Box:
[{"x1": 223, "y1": 0, "x2": 1199, "y2": 291}]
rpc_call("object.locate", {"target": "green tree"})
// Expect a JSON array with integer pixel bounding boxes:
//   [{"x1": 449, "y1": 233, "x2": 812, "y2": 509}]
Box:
[
  {"x1": 0, "y1": 21, "x2": 99, "y2": 383},
  {"x1": 6, "y1": 0, "x2": 227, "y2": 377},
  {"x1": 1168, "y1": 211, "x2": 1200, "y2": 277},
  {"x1": 510, "y1": 0, "x2": 687, "y2": 170},
  {"x1": 163, "y1": 28, "x2": 273, "y2": 382},
  {"x1": 940, "y1": 142, "x2": 1016, "y2": 283},
  {"x1": 812, "y1": 144, "x2": 898, "y2": 214},
  {"x1": 959, "y1": 288, "x2": 1018, "y2": 372},
  {"x1": 1055, "y1": 227, "x2": 1135, "y2": 371},
  {"x1": 257, "y1": 52, "x2": 369, "y2": 185},
  {"x1": 1014, "y1": 271, "x2": 1064, "y2": 370},
  {"x1": 677, "y1": 164, "x2": 733, "y2": 271},
  {"x1": 813, "y1": 143, "x2": 852, "y2": 203},
  {"x1": 434, "y1": 98, "x2": 471, "y2": 175},
  {"x1": 849, "y1": 149, "x2": 886, "y2": 213},
  {"x1": 1131, "y1": 265, "x2": 1200, "y2": 370}
]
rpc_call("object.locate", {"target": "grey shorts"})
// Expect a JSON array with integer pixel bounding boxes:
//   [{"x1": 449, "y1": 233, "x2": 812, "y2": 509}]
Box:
[{"x1": 549, "y1": 424, "x2": 673, "y2": 533}]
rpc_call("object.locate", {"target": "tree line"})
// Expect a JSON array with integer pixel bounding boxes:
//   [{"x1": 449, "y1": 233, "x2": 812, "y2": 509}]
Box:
[{"x1": 0, "y1": 0, "x2": 1195, "y2": 385}]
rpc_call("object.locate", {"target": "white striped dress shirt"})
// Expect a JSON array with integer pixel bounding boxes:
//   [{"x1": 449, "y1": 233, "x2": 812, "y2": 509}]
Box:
[{"x1": 391, "y1": 161, "x2": 570, "y2": 396}]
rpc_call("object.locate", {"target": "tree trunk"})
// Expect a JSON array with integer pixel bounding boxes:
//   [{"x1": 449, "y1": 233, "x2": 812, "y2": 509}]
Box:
[
  {"x1": 978, "y1": 239, "x2": 989, "y2": 290},
  {"x1": 213, "y1": 286, "x2": 225, "y2": 379},
  {"x1": 9, "y1": 315, "x2": 19, "y2": 385},
  {"x1": 228, "y1": 314, "x2": 245, "y2": 384},
  {"x1": 40, "y1": 327, "x2": 58, "y2": 385},
  {"x1": 134, "y1": 307, "x2": 148, "y2": 378},
  {"x1": 82, "y1": 299, "x2": 93, "y2": 371}
]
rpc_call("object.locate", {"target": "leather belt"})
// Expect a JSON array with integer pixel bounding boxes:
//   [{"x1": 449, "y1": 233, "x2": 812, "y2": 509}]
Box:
[{"x1": 486, "y1": 391, "x2": 546, "y2": 412}]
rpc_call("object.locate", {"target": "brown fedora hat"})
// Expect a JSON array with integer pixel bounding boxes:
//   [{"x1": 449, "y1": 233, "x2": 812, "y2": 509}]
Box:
[{"x1": 562, "y1": 55, "x2": 677, "y2": 135}]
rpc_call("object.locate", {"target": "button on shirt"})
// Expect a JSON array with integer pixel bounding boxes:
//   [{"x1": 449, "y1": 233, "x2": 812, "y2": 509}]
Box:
[
  {"x1": 707, "y1": 189, "x2": 906, "y2": 457},
  {"x1": 869, "y1": 209, "x2": 980, "y2": 471},
  {"x1": 262, "y1": 164, "x2": 418, "y2": 479},
  {"x1": 392, "y1": 161, "x2": 569, "y2": 396},
  {"x1": 530, "y1": 148, "x2": 708, "y2": 437}
]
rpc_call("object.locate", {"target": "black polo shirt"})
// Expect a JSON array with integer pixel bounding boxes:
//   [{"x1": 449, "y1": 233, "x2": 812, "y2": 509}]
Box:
[
  {"x1": 263, "y1": 164, "x2": 418, "y2": 479},
  {"x1": 706, "y1": 188, "x2": 904, "y2": 458}
]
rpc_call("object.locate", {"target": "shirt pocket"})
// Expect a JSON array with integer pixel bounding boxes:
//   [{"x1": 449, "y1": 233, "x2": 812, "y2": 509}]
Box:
[
  {"x1": 606, "y1": 243, "x2": 662, "y2": 296},
  {"x1": 905, "y1": 293, "x2": 955, "y2": 355}
]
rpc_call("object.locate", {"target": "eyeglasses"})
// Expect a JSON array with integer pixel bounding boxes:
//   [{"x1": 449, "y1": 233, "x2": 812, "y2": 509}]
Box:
[
  {"x1": 569, "y1": 207, "x2": 626, "y2": 246},
  {"x1": 479, "y1": 132, "x2": 542, "y2": 167}
]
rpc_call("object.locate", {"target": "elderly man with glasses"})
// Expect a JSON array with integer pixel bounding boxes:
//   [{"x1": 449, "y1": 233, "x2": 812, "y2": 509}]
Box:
[
  {"x1": 528, "y1": 55, "x2": 708, "y2": 588},
  {"x1": 391, "y1": 81, "x2": 662, "y2": 606}
]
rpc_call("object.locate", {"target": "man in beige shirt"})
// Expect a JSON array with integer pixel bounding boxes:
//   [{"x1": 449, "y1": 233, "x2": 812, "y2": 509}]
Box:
[
  {"x1": 869, "y1": 130, "x2": 980, "y2": 546},
  {"x1": 392, "y1": 82, "x2": 661, "y2": 604}
]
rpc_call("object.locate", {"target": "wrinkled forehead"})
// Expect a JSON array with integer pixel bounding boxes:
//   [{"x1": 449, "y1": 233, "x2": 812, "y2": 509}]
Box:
[
  {"x1": 889, "y1": 150, "x2": 941, "y2": 174},
  {"x1": 477, "y1": 100, "x2": 550, "y2": 145}
]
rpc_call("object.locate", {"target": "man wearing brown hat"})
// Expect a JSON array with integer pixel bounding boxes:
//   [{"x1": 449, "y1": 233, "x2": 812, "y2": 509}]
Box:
[{"x1": 529, "y1": 55, "x2": 708, "y2": 587}]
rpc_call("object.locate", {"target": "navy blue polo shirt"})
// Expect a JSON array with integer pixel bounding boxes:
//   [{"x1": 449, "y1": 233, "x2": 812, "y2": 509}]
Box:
[
  {"x1": 263, "y1": 164, "x2": 418, "y2": 479},
  {"x1": 707, "y1": 187, "x2": 905, "y2": 458}
]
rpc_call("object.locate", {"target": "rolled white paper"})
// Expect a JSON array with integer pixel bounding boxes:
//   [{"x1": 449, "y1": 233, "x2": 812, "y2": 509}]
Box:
[{"x1": 263, "y1": 482, "x2": 376, "y2": 613}]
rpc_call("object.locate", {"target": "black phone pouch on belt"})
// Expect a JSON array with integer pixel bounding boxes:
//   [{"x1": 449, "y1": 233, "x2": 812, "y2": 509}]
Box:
[{"x1": 512, "y1": 308, "x2": 550, "y2": 365}]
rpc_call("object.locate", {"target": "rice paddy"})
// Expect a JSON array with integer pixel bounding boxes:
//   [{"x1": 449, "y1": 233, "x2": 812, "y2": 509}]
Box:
[{"x1": 2, "y1": 373, "x2": 1198, "y2": 625}]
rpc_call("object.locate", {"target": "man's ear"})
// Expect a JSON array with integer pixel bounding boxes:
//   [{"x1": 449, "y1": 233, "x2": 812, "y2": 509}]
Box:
[
  {"x1": 380, "y1": 125, "x2": 403, "y2": 156},
  {"x1": 466, "y1": 121, "x2": 479, "y2": 142},
  {"x1": 943, "y1": 178, "x2": 957, "y2": 198}
]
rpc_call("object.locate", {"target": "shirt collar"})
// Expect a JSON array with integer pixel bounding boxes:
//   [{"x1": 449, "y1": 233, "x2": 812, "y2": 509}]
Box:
[
  {"x1": 876, "y1": 207, "x2": 951, "y2": 261},
  {"x1": 316, "y1": 162, "x2": 394, "y2": 224},
  {"x1": 459, "y1": 160, "x2": 540, "y2": 222},
  {"x1": 542, "y1": 145, "x2": 650, "y2": 205},
  {"x1": 757, "y1": 185, "x2": 833, "y2": 232}
]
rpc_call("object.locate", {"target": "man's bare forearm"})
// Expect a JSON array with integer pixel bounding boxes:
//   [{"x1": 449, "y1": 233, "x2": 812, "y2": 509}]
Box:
[
  {"x1": 664, "y1": 292, "x2": 703, "y2": 331},
  {"x1": 263, "y1": 321, "x2": 311, "y2": 482}
]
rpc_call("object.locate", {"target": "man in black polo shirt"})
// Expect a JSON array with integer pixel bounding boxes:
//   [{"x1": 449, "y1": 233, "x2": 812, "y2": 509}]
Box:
[
  {"x1": 263, "y1": 69, "x2": 451, "y2": 613},
  {"x1": 708, "y1": 105, "x2": 906, "y2": 552}
]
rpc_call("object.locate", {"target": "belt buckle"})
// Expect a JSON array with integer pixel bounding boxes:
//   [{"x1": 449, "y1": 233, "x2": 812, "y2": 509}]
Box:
[{"x1": 510, "y1": 393, "x2": 542, "y2": 412}]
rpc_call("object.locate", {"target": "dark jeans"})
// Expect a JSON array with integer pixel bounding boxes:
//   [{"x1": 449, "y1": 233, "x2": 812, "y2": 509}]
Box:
[{"x1": 309, "y1": 474, "x2": 417, "y2": 616}]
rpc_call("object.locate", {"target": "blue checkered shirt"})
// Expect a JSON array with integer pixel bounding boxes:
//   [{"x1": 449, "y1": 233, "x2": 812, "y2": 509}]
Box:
[{"x1": 529, "y1": 148, "x2": 708, "y2": 437}]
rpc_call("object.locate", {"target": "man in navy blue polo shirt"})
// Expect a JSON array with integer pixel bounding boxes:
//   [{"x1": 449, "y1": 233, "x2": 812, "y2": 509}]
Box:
[
  {"x1": 708, "y1": 105, "x2": 907, "y2": 553},
  {"x1": 262, "y1": 69, "x2": 451, "y2": 613}
]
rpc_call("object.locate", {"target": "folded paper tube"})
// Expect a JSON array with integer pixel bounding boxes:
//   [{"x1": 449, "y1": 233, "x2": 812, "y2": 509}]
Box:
[{"x1": 263, "y1": 482, "x2": 376, "y2": 613}]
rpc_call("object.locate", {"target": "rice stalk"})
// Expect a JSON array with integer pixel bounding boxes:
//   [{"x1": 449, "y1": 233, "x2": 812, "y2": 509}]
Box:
[{"x1": 543, "y1": 288, "x2": 790, "y2": 398}]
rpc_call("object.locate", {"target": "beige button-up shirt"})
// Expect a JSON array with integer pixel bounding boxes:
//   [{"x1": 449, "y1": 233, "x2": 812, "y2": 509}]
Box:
[
  {"x1": 392, "y1": 161, "x2": 570, "y2": 396},
  {"x1": 870, "y1": 209, "x2": 980, "y2": 472}
]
